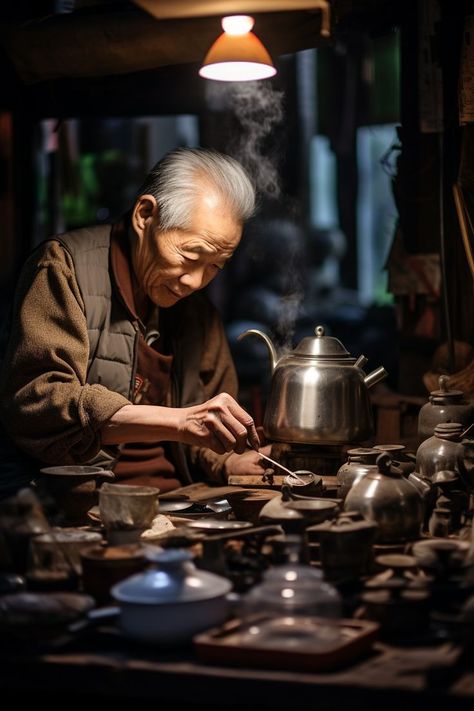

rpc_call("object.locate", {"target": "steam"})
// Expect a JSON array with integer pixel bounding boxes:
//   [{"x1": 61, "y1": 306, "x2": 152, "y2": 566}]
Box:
[
  {"x1": 205, "y1": 80, "x2": 305, "y2": 349},
  {"x1": 277, "y1": 293, "x2": 303, "y2": 351},
  {"x1": 205, "y1": 81, "x2": 284, "y2": 199}
]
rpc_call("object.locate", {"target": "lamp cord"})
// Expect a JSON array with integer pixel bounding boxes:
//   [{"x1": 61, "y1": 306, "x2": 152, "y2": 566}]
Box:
[{"x1": 438, "y1": 130, "x2": 455, "y2": 373}]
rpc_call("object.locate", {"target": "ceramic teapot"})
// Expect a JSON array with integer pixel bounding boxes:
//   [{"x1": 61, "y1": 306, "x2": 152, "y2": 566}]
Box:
[{"x1": 238, "y1": 325, "x2": 387, "y2": 445}]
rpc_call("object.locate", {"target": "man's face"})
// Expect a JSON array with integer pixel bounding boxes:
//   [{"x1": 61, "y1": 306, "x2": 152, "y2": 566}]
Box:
[{"x1": 132, "y1": 189, "x2": 242, "y2": 307}]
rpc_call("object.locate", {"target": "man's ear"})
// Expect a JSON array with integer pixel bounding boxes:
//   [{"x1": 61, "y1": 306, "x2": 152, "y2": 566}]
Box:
[{"x1": 132, "y1": 194, "x2": 158, "y2": 235}]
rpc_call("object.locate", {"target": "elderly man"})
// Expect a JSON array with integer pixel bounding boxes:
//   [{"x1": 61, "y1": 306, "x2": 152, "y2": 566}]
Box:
[{"x1": 0, "y1": 147, "x2": 269, "y2": 497}]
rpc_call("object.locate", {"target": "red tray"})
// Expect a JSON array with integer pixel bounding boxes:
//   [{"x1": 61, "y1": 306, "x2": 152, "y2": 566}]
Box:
[{"x1": 194, "y1": 616, "x2": 379, "y2": 673}]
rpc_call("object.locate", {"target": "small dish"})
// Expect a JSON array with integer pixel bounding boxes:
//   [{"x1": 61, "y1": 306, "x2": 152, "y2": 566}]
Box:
[
  {"x1": 158, "y1": 500, "x2": 195, "y2": 513},
  {"x1": 40, "y1": 465, "x2": 105, "y2": 476},
  {"x1": 184, "y1": 519, "x2": 253, "y2": 532}
]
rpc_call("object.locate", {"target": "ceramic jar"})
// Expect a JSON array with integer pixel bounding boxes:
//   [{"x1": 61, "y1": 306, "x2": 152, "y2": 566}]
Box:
[
  {"x1": 418, "y1": 375, "x2": 474, "y2": 442},
  {"x1": 416, "y1": 422, "x2": 464, "y2": 481}
]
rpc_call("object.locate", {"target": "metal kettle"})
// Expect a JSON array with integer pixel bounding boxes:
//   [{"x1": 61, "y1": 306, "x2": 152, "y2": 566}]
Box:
[{"x1": 238, "y1": 325, "x2": 387, "y2": 445}]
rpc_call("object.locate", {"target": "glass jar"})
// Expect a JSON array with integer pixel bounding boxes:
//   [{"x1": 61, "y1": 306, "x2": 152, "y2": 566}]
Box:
[{"x1": 239, "y1": 561, "x2": 342, "y2": 650}]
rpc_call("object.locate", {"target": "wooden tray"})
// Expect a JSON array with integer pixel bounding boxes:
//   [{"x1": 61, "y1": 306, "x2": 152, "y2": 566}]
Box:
[{"x1": 194, "y1": 616, "x2": 379, "y2": 673}]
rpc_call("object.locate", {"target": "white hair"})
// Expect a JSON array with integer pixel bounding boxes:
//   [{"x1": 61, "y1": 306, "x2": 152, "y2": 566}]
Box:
[{"x1": 138, "y1": 148, "x2": 256, "y2": 230}]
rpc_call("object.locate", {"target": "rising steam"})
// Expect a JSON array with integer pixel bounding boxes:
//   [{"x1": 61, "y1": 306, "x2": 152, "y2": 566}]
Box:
[{"x1": 205, "y1": 81, "x2": 284, "y2": 199}]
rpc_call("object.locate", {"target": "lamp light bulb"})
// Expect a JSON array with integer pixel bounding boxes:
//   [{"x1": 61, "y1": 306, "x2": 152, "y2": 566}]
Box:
[{"x1": 221, "y1": 15, "x2": 254, "y2": 35}]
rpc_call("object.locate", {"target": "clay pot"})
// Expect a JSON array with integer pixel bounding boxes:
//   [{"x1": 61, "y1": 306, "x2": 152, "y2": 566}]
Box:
[
  {"x1": 36, "y1": 466, "x2": 115, "y2": 525},
  {"x1": 227, "y1": 489, "x2": 280, "y2": 525},
  {"x1": 80, "y1": 544, "x2": 147, "y2": 605}
]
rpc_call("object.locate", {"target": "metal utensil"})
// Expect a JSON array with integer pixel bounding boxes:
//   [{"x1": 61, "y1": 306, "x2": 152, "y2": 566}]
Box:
[{"x1": 251, "y1": 448, "x2": 308, "y2": 486}]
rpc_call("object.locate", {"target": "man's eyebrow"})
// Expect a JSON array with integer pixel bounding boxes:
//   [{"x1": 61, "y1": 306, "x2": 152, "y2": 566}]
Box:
[
  {"x1": 184, "y1": 243, "x2": 217, "y2": 254},
  {"x1": 184, "y1": 242, "x2": 234, "y2": 258}
]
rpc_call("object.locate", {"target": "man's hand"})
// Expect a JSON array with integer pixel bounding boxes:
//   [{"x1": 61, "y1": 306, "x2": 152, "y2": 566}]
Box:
[
  {"x1": 224, "y1": 444, "x2": 273, "y2": 477},
  {"x1": 179, "y1": 392, "x2": 260, "y2": 455}
]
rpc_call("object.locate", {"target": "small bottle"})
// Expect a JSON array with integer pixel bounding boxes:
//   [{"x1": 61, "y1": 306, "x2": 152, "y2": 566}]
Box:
[{"x1": 428, "y1": 507, "x2": 451, "y2": 538}]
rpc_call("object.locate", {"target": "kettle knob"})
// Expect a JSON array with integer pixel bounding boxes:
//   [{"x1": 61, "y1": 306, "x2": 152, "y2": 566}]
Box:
[
  {"x1": 376, "y1": 452, "x2": 393, "y2": 475},
  {"x1": 315, "y1": 326, "x2": 325, "y2": 337}
]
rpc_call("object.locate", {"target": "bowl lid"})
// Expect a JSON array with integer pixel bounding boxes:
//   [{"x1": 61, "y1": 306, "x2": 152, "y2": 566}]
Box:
[
  {"x1": 111, "y1": 548, "x2": 231, "y2": 604},
  {"x1": 293, "y1": 325, "x2": 352, "y2": 360}
]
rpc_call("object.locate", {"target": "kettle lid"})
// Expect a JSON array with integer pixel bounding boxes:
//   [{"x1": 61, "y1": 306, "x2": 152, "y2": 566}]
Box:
[{"x1": 293, "y1": 325, "x2": 351, "y2": 359}]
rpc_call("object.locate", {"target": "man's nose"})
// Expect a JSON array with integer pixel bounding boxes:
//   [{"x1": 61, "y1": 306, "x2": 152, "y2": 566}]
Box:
[{"x1": 179, "y1": 266, "x2": 206, "y2": 290}]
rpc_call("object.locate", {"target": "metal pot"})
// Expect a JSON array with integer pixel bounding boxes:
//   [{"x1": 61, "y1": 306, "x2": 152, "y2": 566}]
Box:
[
  {"x1": 336, "y1": 448, "x2": 379, "y2": 499},
  {"x1": 111, "y1": 548, "x2": 232, "y2": 645},
  {"x1": 308, "y1": 513, "x2": 377, "y2": 578},
  {"x1": 344, "y1": 453, "x2": 423, "y2": 543},
  {"x1": 238, "y1": 325, "x2": 387, "y2": 444},
  {"x1": 415, "y1": 422, "x2": 464, "y2": 481},
  {"x1": 259, "y1": 485, "x2": 339, "y2": 533}
]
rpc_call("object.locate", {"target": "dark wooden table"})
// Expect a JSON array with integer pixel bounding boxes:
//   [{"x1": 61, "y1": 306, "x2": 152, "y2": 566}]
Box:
[{"x1": 1, "y1": 625, "x2": 473, "y2": 710}]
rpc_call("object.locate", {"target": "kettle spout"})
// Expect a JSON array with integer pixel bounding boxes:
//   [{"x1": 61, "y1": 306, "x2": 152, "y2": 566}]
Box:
[
  {"x1": 364, "y1": 365, "x2": 388, "y2": 389},
  {"x1": 237, "y1": 328, "x2": 279, "y2": 372}
]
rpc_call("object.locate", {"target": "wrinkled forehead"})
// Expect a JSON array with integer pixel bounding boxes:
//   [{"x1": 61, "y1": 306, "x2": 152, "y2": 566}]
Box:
[{"x1": 185, "y1": 189, "x2": 242, "y2": 252}]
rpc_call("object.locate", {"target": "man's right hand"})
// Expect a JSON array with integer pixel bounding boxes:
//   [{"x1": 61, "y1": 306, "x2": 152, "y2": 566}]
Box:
[{"x1": 179, "y1": 392, "x2": 260, "y2": 455}]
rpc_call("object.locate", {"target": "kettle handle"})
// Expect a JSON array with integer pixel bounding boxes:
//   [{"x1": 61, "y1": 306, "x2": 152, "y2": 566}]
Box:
[{"x1": 237, "y1": 328, "x2": 279, "y2": 372}]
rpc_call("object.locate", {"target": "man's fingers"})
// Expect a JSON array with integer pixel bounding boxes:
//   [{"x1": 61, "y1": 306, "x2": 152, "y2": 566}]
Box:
[
  {"x1": 225, "y1": 400, "x2": 260, "y2": 451},
  {"x1": 185, "y1": 394, "x2": 260, "y2": 455},
  {"x1": 212, "y1": 410, "x2": 248, "y2": 454}
]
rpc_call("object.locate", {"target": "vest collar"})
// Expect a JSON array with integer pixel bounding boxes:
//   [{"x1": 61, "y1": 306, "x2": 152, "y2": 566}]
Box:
[{"x1": 110, "y1": 217, "x2": 152, "y2": 332}]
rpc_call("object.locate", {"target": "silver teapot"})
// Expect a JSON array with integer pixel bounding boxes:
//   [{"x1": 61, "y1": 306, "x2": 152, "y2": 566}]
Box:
[
  {"x1": 238, "y1": 325, "x2": 387, "y2": 444},
  {"x1": 344, "y1": 453, "x2": 423, "y2": 543}
]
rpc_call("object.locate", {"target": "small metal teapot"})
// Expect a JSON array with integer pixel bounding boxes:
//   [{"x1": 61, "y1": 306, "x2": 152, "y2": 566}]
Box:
[
  {"x1": 344, "y1": 453, "x2": 423, "y2": 543},
  {"x1": 238, "y1": 325, "x2": 387, "y2": 444}
]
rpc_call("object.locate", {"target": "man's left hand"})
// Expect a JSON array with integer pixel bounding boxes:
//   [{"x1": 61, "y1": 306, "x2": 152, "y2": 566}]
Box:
[{"x1": 224, "y1": 444, "x2": 273, "y2": 478}]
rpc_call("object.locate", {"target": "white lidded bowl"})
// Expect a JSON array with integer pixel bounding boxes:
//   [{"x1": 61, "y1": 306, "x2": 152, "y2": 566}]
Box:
[{"x1": 111, "y1": 548, "x2": 232, "y2": 645}]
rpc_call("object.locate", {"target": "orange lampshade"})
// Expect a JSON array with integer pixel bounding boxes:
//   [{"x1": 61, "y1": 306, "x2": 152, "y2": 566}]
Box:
[{"x1": 199, "y1": 15, "x2": 276, "y2": 82}]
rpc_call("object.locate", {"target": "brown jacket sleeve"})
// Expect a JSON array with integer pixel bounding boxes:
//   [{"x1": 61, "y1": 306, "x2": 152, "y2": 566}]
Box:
[
  {"x1": 0, "y1": 241, "x2": 130, "y2": 464},
  {"x1": 188, "y1": 299, "x2": 240, "y2": 483}
]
